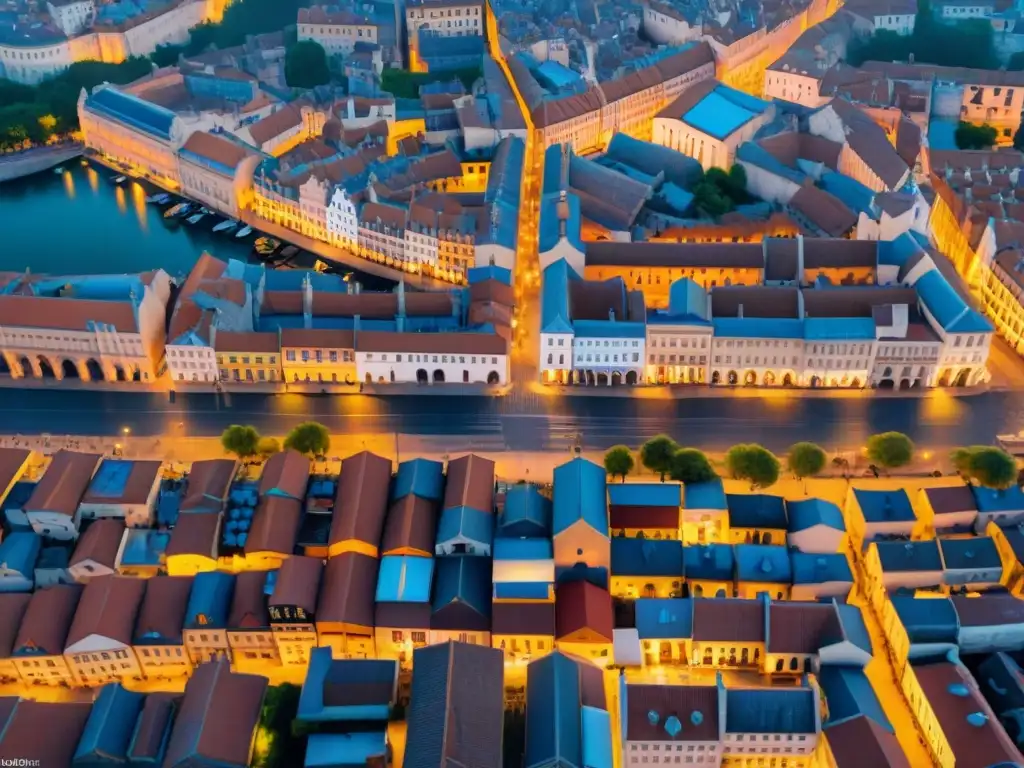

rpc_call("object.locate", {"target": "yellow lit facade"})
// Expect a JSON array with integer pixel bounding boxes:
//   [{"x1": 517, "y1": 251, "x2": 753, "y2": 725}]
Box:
[
  {"x1": 727, "y1": 525, "x2": 787, "y2": 546},
  {"x1": 610, "y1": 574, "x2": 684, "y2": 600},
  {"x1": 272, "y1": 624, "x2": 318, "y2": 667},
  {"x1": 134, "y1": 644, "x2": 193, "y2": 680},
  {"x1": 216, "y1": 348, "x2": 281, "y2": 385},
  {"x1": 682, "y1": 511, "x2": 729, "y2": 545},
  {"x1": 281, "y1": 332, "x2": 357, "y2": 386},
  {"x1": 183, "y1": 626, "x2": 231, "y2": 665},
  {"x1": 687, "y1": 576, "x2": 733, "y2": 599},
  {"x1": 317, "y1": 624, "x2": 375, "y2": 660},
  {"x1": 228, "y1": 629, "x2": 281, "y2": 666},
  {"x1": 690, "y1": 638, "x2": 763, "y2": 668},
  {"x1": 555, "y1": 633, "x2": 613, "y2": 663},
  {"x1": 585, "y1": 264, "x2": 764, "y2": 309},
  {"x1": 735, "y1": 579, "x2": 789, "y2": 600},
  {"x1": 640, "y1": 635, "x2": 690, "y2": 666},
  {"x1": 13, "y1": 654, "x2": 75, "y2": 686},
  {"x1": 988, "y1": 522, "x2": 1024, "y2": 595},
  {"x1": 492, "y1": 633, "x2": 555, "y2": 666},
  {"x1": 165, "y1": 552, "x2": 219, "y2": 577},
  {"x1": 66, "y1": 647, "x2": 142, "y2": 687},
  {"x1": 374, "y1": 626, "x2": 429, "y2": 668}
]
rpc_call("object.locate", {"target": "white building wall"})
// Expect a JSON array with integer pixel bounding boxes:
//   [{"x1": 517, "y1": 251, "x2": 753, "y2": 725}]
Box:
[
  {"x1": 356, "y1": 350, "x2": 508, "y2": 384},
  {"x1": 624, "y1": 740, "x2": 721, "y2": 766},
  {"x1": 166, "y1": 343, "x2": 218, "y2": 383},
  {"x1": 326, "y1": 188, "x2": 359, "y2": 248}
]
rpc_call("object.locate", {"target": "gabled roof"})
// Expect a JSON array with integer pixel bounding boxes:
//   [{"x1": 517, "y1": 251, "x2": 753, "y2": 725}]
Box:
[
  {"x1": 923, "y1": 485, "x2": 978, "y2": 516},
  {"x1": 938, "y1": 536, "x2": 1001, "y2": 571},
  {"x1": 951, "y1": 593, "x2": 1024, "y2": 628},
  {"x1": 555, "y1": 580, "x2": 613, "y2": 642},
  {"x1": 608, "y1": 482, "x2": 681, "y2": 529},
  {"x1": 128, "y1": 693, "x2": 178, "y2": 764},
  {"x1": 498, "y1": 483, "x2": 551, "y2": 537},
  {"x1": 851, "y1": 488, "x2": 915, "y2": 524},
  {"x1": 818, "y1": 666, "x2": 892, "y2": 731},
  {"x1": 971, "y1": 483, "x2": 1024, "y2": 514},
  {"x1": 316, "y1": 552, "x2": 378, "y2": 631},
  {"x1": 0, "y1": 531, "x2": 41, "y2": 576},
  {"x1": 269, "y1": 555, "x2": 322, "y2": 615},
  {"x1": 725, "y1": 687, "x2": 817, "y2": 734},
  {"x1": 376, "y1": 555, "x2": 434, "y2": 603},
  {"x1": 227, "y1": 570, "x2": 271, "y2": 630},
  {"x1": 431, "y1": 556, "x2": 491, "y2": 631},
  {"x1": 491, "y1": 602, "x2": 556, "y2": 636},
  {"x1": 553, "y1": 458, "x2": 609, "y2": 536},
  {"x1": 245, "y1": 495, "x2": 301, "y2": 556},
  {"x1": 381, "y1": 495, "x2": 437, "y2": 556},
  {"x1": 71, "y1": 518, "x2": 124, "y2": 570},
  {"x1": 258, "y1": 449, "x2": 310, "y2": 500},
  {"x1": 392, "y1": 458, "x2": 444, "y2": 502},
  {"x1": 65, "y1": 575, "x2": 146, "y2": 649},
  {"x1": 0, "y1": 700, "x2": 93, "y2": 766},
  {"x1": 786, "y1": 498, "x2": 846, "y2": 532},
  {"x1": 734, "y1": 545, "x2": 793, "y2": 583},
  {"x1": 181, "y1": 459, "x2": 237, "y2": 512},
  {"x1": 73, "y1": 683, "x2": 145, "y2": 764},
  {"x1": 442, "y1": 454, "x2": 495, "y2": 514},
  {"x1": 134, "y1": 575, "x2": 193, "y2": 644},
  {"x1": 790, "y1": 552, "x2": 853, "y2": 585},
  {"x1": 825, "y1": 715, "x2": 909, "y2": 768},
  {"x1": 163, "y1": 660, "x2": 268, "y2": 768},
  {"x1": 890, "y1": 596, "x2": 959, "y2": 643},
  {"x1": 0, "y1": 593, "x2": 31, "y2": 658},
  {"x1": 14, "y1": 584, "x2": 82, "y2": 655},
  {"x1": 683, "y1": 544, "x2": 734, "y2": 582},
  {"x1": 611, "y1": 538, "x2": 684, "y2": 577},
  {"x1": 24, "y1": 449, "x2": 101, "y2": 516},
  {"x1": 331, "y1": 451, "x2": 393, "y2": 551},
  {"x1": 691, "y1": 598, "x2": 764, "y2": 643},
  {"x1": 165, "y1": 511, "x2": 220, "y2": 558},
  {"x1": 875, "y1": 540, "x2": 943, "y2": 573},
  {"x1": 526, "y1": 651, "x2": 608, "y2": 768},
  {"x1": 436, "y1": 504, "x2": 494, "y2": 547},
  {"x1": 635, "y1": 598, "x2": 693, "y2": 639},
  {"x1": 683, "y1": 479, "x2": 727, "y2": 511},
  {"x1": 727, "y1": 493, "x2": 787, "y2": 529},
  {"x1": 624, "y1": 683, "x2": 720, "y2": 742},
  {"x1": 184, "y1": 571, "x2": 236, "y2": 630},
  {"x1": 915, "y1": 268, "x2": 993, "y2": 334},
  {"x1": 767, "y1": 601, "x2": 841, "y2": 654}
]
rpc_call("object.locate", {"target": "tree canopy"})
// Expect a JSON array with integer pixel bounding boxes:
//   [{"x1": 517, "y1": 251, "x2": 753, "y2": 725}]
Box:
[
  {"x1": 866, "y1": 432, "x2": 914, "y2": 469},
  {"x1": 221, "y1": 424, "x2": 260, "y2": 459},
  {"x1": 848, "y1": 12, "x2": 998, "y2": 69},
  {"x1": 955, "y1": 121, "x2": 998, "y2": 150},
  {"x1": 257, "y1": 436, "x2": 281, "y2": 460},
  {"x1": 284, "y1": 421, "x2": 331, "y2": 457},
  {"x1": 725, "y1": 444, "x2": 780, "y2": 489},
  {"x1": 380, "y1": 66, "x2": 482, "y2": 99},
  {"x1": 285, "y1": 41, "x2": 330, "y2": 89},
  {"x1": 692, "y1": 164, "x2": 751, "y2": 219},
  {"x1": 951, "y1": 445, "x2": 1017, "y2": 489},
  {"x1": 787, "y1": 442, "x2": 827, "y2": 480},
  {"x1": 603, "y1": 445, "x2": 634, "y2": 482},
  {"x1": 640, "y1": 435, "x2": 679, "y2": 481},
  {"x1": 669, "y1": 448, "x2": 717, "y2": 484}
]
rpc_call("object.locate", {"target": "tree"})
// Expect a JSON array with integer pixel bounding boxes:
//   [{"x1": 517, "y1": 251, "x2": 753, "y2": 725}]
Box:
[
  {"x1": 257, "y1": 436, "x2": 281, "y2": 460},
  {"x1": 151, "y1": 43, "x2": 186, "y2": 68},
  {"x1": 1014, "y1": 124, "x2": 1024, "y2": 152},
  {"x1": 726, "y1": 444, "x2": 780, "y2": 489},
  {"x1": 669, "y1": 448, "x2": 717, "y2": 484},
  {"x1": 950, "y1": 445, "x2": 1017, "y2": 489},
  {"x1": 284, "y1": 421, "x2": 330, "y2": 457},
  {"x1": 726, "y1": 163, "x2": 748, "y2": 198},
  {"x1": 221, "y1": 424, "x2": 260, "y2": 460},
  {"x1": 285, "y1": 40, "x2": 330, "y2": 89},
  {"x1": 603, "y1": 445, "x2": 634, "y2": 482},
  {"x1": 640, "y1": 435, "x2": 679, "y2": 481},
  {"x1": 787, "y1": 442, "x2": 826, "y2": 481},
  {"x1": 955, "y1": 121, "x2": 998, "y2": 150},
  {"x1": 866, "y1": 432, "x2": 914, "y2": 470}
]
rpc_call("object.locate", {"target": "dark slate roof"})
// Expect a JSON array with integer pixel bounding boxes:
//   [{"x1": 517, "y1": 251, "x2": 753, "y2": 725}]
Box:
[
  {"x1": 624, "y1": 683, "x2": 720, "y2": 742},
  {"x1": 938, "y1": 536, "x2": 1001, "y2": 571},
  {"x1": 726, "y1": 494, "x2": 787, "y2": 529},
  {"x1": 691, "y1": 598, "x2": 765, "y2": 643},
  {"x1": 498, "y1": 483, "x2": 551, "y2": 537},
  {"x1": 852, "y1": 488, "x2": 915, "y2": 524},
  {"x1": 875, "y1": 540, "x2": 943, "y2": 573},
  {"x1": 724, "y1": 688, "x2": 817, "y2": 734},
  {"x1": 767, "y1": 601, "x2": 842, "y2": 654},
  {"x1": 331, "y1": 451, "x2": 393, "y2": 551},
  {"x1": 430, "y1": 556, "x2": 492, "y2": 632},
  {"x1": 73, "y1": 683, "x2": 145, "y2": 764},
  {"x1": 405, "y1": 642, "x2": 504, "y2": 768},
  {"x1": 525, "y1": 652, "x2": 592, "y2": 767},
  {"x1": 825, "y1": 715, "x2": 909, "y2": 768},
  {"x1": 635, "y1": 598, "x2": 693, "y2": 639},
  {"x1": 611, "y1": 538, "x2": 684, "y2": 578},
  {"x1": 890, "y1": 596, "x2": 959, "y2": 643},
  {"x1": 0, "y1": 700, "x2": 93, "y2": 767}
]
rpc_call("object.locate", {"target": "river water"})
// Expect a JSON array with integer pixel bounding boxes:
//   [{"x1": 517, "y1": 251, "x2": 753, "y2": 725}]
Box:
[{"x1": 0, "y1": 163, "x2": 391, "y2": 289}]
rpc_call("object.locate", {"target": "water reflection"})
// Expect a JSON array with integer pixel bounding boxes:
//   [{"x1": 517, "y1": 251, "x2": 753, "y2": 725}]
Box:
[
  {"x1": 114, "y1": 185, "x2": 127, "y2": 214},
  {"x1": 62, "y1": 171, "x2": 75, "y2": 199},
  {"x1": 130, "y1": 182, "x2": 148, "y2": 234},
  {"x1": 86, "y1": 167, "x2": 98, "y2": 194}
]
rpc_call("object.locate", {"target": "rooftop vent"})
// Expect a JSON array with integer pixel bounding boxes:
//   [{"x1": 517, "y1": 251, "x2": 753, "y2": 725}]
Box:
[
  {"x1": 690, "y1": 710, "x2": 704, "y2": 726},
  {"x1": 648, "y1": 710, "x2": 660, "y2": 726},
  {"x1": 967, "y1": 712, "x2": 989, "y2": 727},
  {"x1": 948, "y1": 683, "x2": 970, "y2": 697},
  {"x1": 664, "y1": 716, "x2": 682, "y2": 737}
]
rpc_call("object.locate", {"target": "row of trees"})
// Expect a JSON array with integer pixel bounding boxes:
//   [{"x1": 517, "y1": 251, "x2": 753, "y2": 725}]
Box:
[
  {"x1": 692, "y1": 165, "x2": 750, "y2": 219},
  {"x1": 220, "y1": 421, "x2": 331, "y2": 461},
  {"x1": 603, "y1": 432, "x2": 1018, "y2": 490}
]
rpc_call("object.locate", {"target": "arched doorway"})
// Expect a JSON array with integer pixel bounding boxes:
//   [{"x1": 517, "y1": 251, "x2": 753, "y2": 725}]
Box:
[
  {"x1": 487, "y1": 371, "x2": 500, "y2": 384},
  {"x1": 596, "y1": 372, "x2": 609, "y2": 386},
  {"x1": 954, "y1": 369, "x2": 971, "y2": 387},
  {"x1": 85, "y1": 359, "x2": 104, "y2": 381},
  {"x1": 365, "y1": 373, "x2": 372, "y2": 384},
  {"x1": 727, "y1": 370, "x2": 738, "y2": 385},
  {"x1": 899, "y1": 379, "x2": 911, "y2": 390},
  {"x1": 416, "y1": 369, "x2": 428, "y2": 384},
  {"x1": 626, "y1": 370, "x2": 637, "y2": 385},
  {"x1": 809, "y1": 376, "x2": 821, "y2": 388},
  {"x1": 61, "y1": 360, "x2": 79, "y2": 379},
  {"x1": 114, "y1": 365, "x2": 127, "y2": 382},
  {"x1": 851, "y1": 378, "x2": 861, "y2": 388},
  {"x1": 18, "y1": 356, "x2": 32, "y2": 378},
  {"x1": 711, "y1": 371, "x2": 721, "y2": 385},
  {"x1": 782, "y1": 373, "x2": 793, "y2": 387},
  {"x1": 937, "y1": 369, "x2": 951, "y2": 387},
  {"x1": 878, "y1": 379, "x2": 895, "y2": 389},
  {"x1": 390, "y1": 370, "x2": 396, "y2": 382},
  {"x1": 763, "y1": 371, "x2": 776, "y2": 386},
  {"x1": 432, "y1": 369, "x2": 445, "y2": 383},
  {"x1": 586, "y1": 371, "x2": 597, "y2": 386},
  {"x1": 744, "y1": 371, "x2": 757, "y2": 386},
  {"x1": 37, "y1": 357, "x2": 55, "y2": 379},
  {"x1": 611, "y1": 372, "x2": 622, "y2": 386}
]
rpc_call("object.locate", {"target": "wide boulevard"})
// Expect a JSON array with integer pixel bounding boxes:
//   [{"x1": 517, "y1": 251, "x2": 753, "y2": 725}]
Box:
[{"x1": 6, "y1": 387, "x2": 1021, "y2": 453}]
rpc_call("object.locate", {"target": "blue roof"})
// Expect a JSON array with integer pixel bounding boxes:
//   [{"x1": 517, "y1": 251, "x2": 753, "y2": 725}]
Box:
[
  {"x1": 86, "y1": 459, "x2": 136, "y2": 499},
  {"x1": 915, "y1": 269, "x2": 993, "y2": 333},
  {"x1": 392, "y1": 459, "x2": 444, "y2": 502},
  {"x1": 875, "y1": 540, "x2": 942, "y2": 573},
  {"x1": 298, "y1": 648, "x2": 396, "y2": 723},
  {"x1": 852, "y1": 488, "x2": 915, "y2": 524},
  {"x1": 635, "y1": 598, "x2": 693, "y2": 639},
  {"x1": 666, "y1": 278, "x2": 710, "y2": 321},
  {"x1": 803, "y1": 317, "x2": 877, "y2": 341},
  {"x1": 878, "y1": 232, "x2": 925, "y2": 268},
  {"x1": 971, "y1": 484, "x2": 1024, "y2": 513},
  {"x1": 734, "y1": 545, "x2": 793, "y2": 584},
  {"x1": 786, "y1": 498, "x2": 845, "y2": 532},
  {"x1": 820, "y1": 171, "x2": 875, "y2": 215},
  {"x1": 525, "y1": 652, "x2": 585, "y2": 768},
  {"x1": 431, "y1": 556, "x2": 492, "y2": 618},
  {"x1": 573, "y1": 319, "x2": 646, "y2": 339},
  {"x1": 536, "y1": 60, "x2": 584, "y2": 89},
  {"x1": 712, "y1": 317, "x2": 804, "y2": 339},
  {"x1": 736, "y1": 141, "x2": 806, "y2": 185},
  {"x1": 611, "y1": 538, "x2": 684, "y2": 577},
  {"x1": 835, "y1": 603, "x2": 874, "y2": 655},
  {"x1": 541, "y1": 258, "x2": 577, "y2": 335},
  {"x1": 818, "y1": 667, "x2": 892, "y2": 731},
  {"x1": 681, "y1": 86, "x2": 770, "y2": 140},
  {"x1": 75, "y1": 683, "x2": 145, "y2": 763},
  {"x1": 499, "y1": 484, "x2": 551, "y2": 537},
  {"x1": 938, "y1": 536, "x2": 1001, "y2": 571},
  {"x1": 0, "y1": 531, "x2": 41, "y2": 576},
  {"x1": 604, "y1": 132, "x2": 703, "y2": 188},
  {"x1": 684, "y1": 479, "x2": 727, "y2": 511},
  {"x1": 495, "y1": 581, "x2": 552, "y2": 600},
  {"x1": 119, "y1": 529, "x2": 170, "y2": 567},
  {"x1": 375, "y1": 556, "x2": 434, "y2": 602},
  {"x1": 727, "y1": 494, "x2": 787, "y2": 529},
  {"x1": 539, "y1": 192, "x2": 584, "y2": 256},
  {"x1": 725, "y1": 688, "x2": 817, "y2": 734},
  {"x1": 683, "y1": 544, "x2": 734, "y2": 581},
  {"x1": 436, "y1": 505, "x2": 494, "y2": 548},
  {"x1": 553, "y1": 458, "x2": 609, "y2": 536},
  {"x1": 890, "y1": 596, "x2": 959, "y2": 643},
  {"x1": 494, "y1": 538, "x2": 552, "y2": 561},
  {"x1": 184, "y1": 571, "x2": 235, "y2": 629},
  {"x1": 609, "y1": 483, "x2": 681, "y2": 508},
  {"x1": 305, "y1": 732, "x2": 387, "y2": 767},
  {"x1": 790, "y1": 552, "x2": 854, "y2": 585},
  {"x1": 468, "y1": 265, "x2": 512, "y2": 286},
  {"x1": 86, "y1": 87, "x2": 176, "y2": 141},
  {"x1": 581, "y1": 706, "x2": 613, "y2": 768}
]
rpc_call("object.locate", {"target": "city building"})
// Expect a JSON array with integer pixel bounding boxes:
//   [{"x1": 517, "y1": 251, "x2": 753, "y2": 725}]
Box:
[
  {"x1": 182, "y1": 570, "x2": 236, "y2": 665},
  {"x1": 114, "y1": 528, "x2": 170, "y2": 579},
  {"x1": 132, "y1": 574, "x2": 194, "y2": 680},
  {"x1": 734, "y1": 544, "x2": 792, "y2": 599},
  {"x1": 608, "y1": 483, "x2": 681, "y2": 539},
  {"x1": 0, "y1": 700, "x2": 92, "y2": 767},
  {"x1": 298, "y1": 6, "x2": 379, "y2": 59},
  {"x1": 610, "y1": 538, "x2": 685, "y2": 599},
  {"x1": 622, "y1": 682, "x2": 722, "y2": 766},
  {"x1": 552, "y1": 458, "x2": 610, "y2": 580},
  {"x1": 491, "y1": 602, "x2": 557, "y2": 666},
  {"x1": 785, "y1": 498, "x2": 848, "y2": 553},
  {"x1": 328, "y1": 450, "x2": 393, "y2": 558},
  {"x1": 726, "y1": 493, "x2": 787, "y2": 545},
  {"x1": 684, "y1": 544, "x2": 735, "y2": 598},
  {"x1": 164, "y1": 512, "x2": 222, "y2": 576},
  {"x1": 0, "y1": 593, "x2": 31, "y2": 682},
  {"x1": 790, "y1": 551, "x2": 855, "y2": 600},
  {"x1": 23, "y1": 450, "x2": 101, "y2": 540},
  {"x1": 0, "y1": 532, "x2": 41, "y2": 593},
  {"x1": 690, "y1": 597, "x2": 765, "y2": 668},
  {"x1": 11, "y1": 584, "x2": 82, "y2": 685},
  {"x1": 316, "y1": 552, "x2": 378, "y2": 659},
  {"x1": 405, "y1": 0, "x2": 483, "y2": 48},
  {"x1": 682, "y1": 479, "x2": 728, "y2": 545},
  {"x1": 555, "y1": 579, "x2": 614, "y2": 661},
  {"x1": 69, "y1": 519, "x2": 125, "y2": 582},
  {"x1": 77, "y1": 459, "x2": 163, "y2": 528},
  {"x1": 939, "y1": 536, "x2": 1003, "y2": 591},
  {"x1": 722, "y1": 685, "x2": 821, "y2": 765},
  {"x1": 268, "y1": 555, "x2": 323, "y2": 667},
  {"x1": 177, "y1": 131, "x2": 262, "y2": 218},
  {"x1": 63, "y1": 575, "x2": 145, "y2": 686},
  {"x1": 226, "y1": 569, "x2": 279, "y2": 667},
  {"x1": 181, "y1": 459, "x2": 237, "y2": 513},
  {"x1": 214, "y1": 331, "x2": 282, "y2": 384},
  {"x1": 845, "y1": 487, "x2": 919, "y2": 545},
  {"x1": 430, "y1": 555, "x2": 491, "y2": 646},
  {"x1": 634, "y1": 597, "x2": 693, "y2": 665}
]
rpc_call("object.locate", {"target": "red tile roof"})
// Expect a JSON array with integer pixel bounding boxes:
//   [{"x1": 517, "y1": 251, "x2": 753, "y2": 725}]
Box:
[
  {"x1": 134, "y1": 575, "x2": 193, "y2": 643},
  {"x1": 228, "y1": 570, "x2": 270, "y2": 630},
  {"x1": 181, "y1": 131, "x2": 257, "y2": 172},
  {"x1": 214, "y1": 331, "x2": 280, "y2": 353},
  {"x1": 381, "y1": 495, "x2": 437, "y2": 556},
  {"x1": 625, "y1": 684, "x2": 721, "y2": 742},
  {"x1": 826, "y1": 715, "x2": 910, "y2": 768},
  {"x1": 0, "y1": 701, "x2": 92, "y2": 766},
  {"x1": 0, "y1": 593, "x2": 31, "y2": 657},
  {"x1": 355, "y1": 331, "x2": 508, "y2": 355},
  {"x1": 767, "y1": 602, "x2": 841, "y2": 654},
  {"x1": 0, "y1": 448, "x2": 30, "y2": 493},
  {"x1": 80, "y1": 459, "x2": 162, "y2": 506},
  {"x1": 258, "y1": 449, "x2": 311, "y2": 499},
  {"x1": 70, "y1": 518, "x2": 125, "y2": 569},
  {"x1": 491, "y1": 602, "x2": 556, "y2": 636},
  {"x1": 246, "y1": 495, "x2": 302, "y2": 556},
  {"x1": 316, "y1": 552, "x2": 378, "y2": 631},
  {"x1": 65, "y1": 574, "x2": 146, "y2": 648},
  {"x1": 181, "y1": 459, "x2": 237, "y2": 512},
  {"x1": 165, "y1": 512, "x2": 221, "y2": 558},
  {"x1": 951, "y1": 594, "x2": 1024, "y2": 627},
  {"x1": 443, "y1": 454, "x2": 495, "y2": 513},
  {"x1": 0, "y1": 295, "x2": 140, "y2": 333},
  {"x1": 330, "y1": 451, "x2": 393, "y2": 550},
  {"x1": 14, "y1": 584, "x2": 83, "y2": 655},
  {"x1": 25, "y1": 450, "x2": 101, "y2": 516},
  {"x1": 692, "y1": 598, "x2": 765, "y2": 643},
  {"x1": 269, "y1": 555, "x2": 323, "y2": 614},
  {"x1": 555, "y1": 580, "x2": 614, "y2": 642}
]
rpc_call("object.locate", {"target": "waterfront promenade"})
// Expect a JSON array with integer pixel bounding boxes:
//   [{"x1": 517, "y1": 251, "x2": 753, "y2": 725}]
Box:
[{"x1": 0, "y1": 143, "x2": 82, "y2": 182}]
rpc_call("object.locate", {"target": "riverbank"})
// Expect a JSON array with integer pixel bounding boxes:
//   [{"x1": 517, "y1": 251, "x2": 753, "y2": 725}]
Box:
[
  {"x1": 0, "y1": 144, "x2": 82, "y2": 182},
  {"x1": 86, "y1": 151, "x2": 450, "y2": 290}
]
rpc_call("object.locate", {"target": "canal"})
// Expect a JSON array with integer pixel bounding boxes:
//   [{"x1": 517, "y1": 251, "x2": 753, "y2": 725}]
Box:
[{"x1": 0, "y1": 163, "x2": 393, "y2": 289}]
